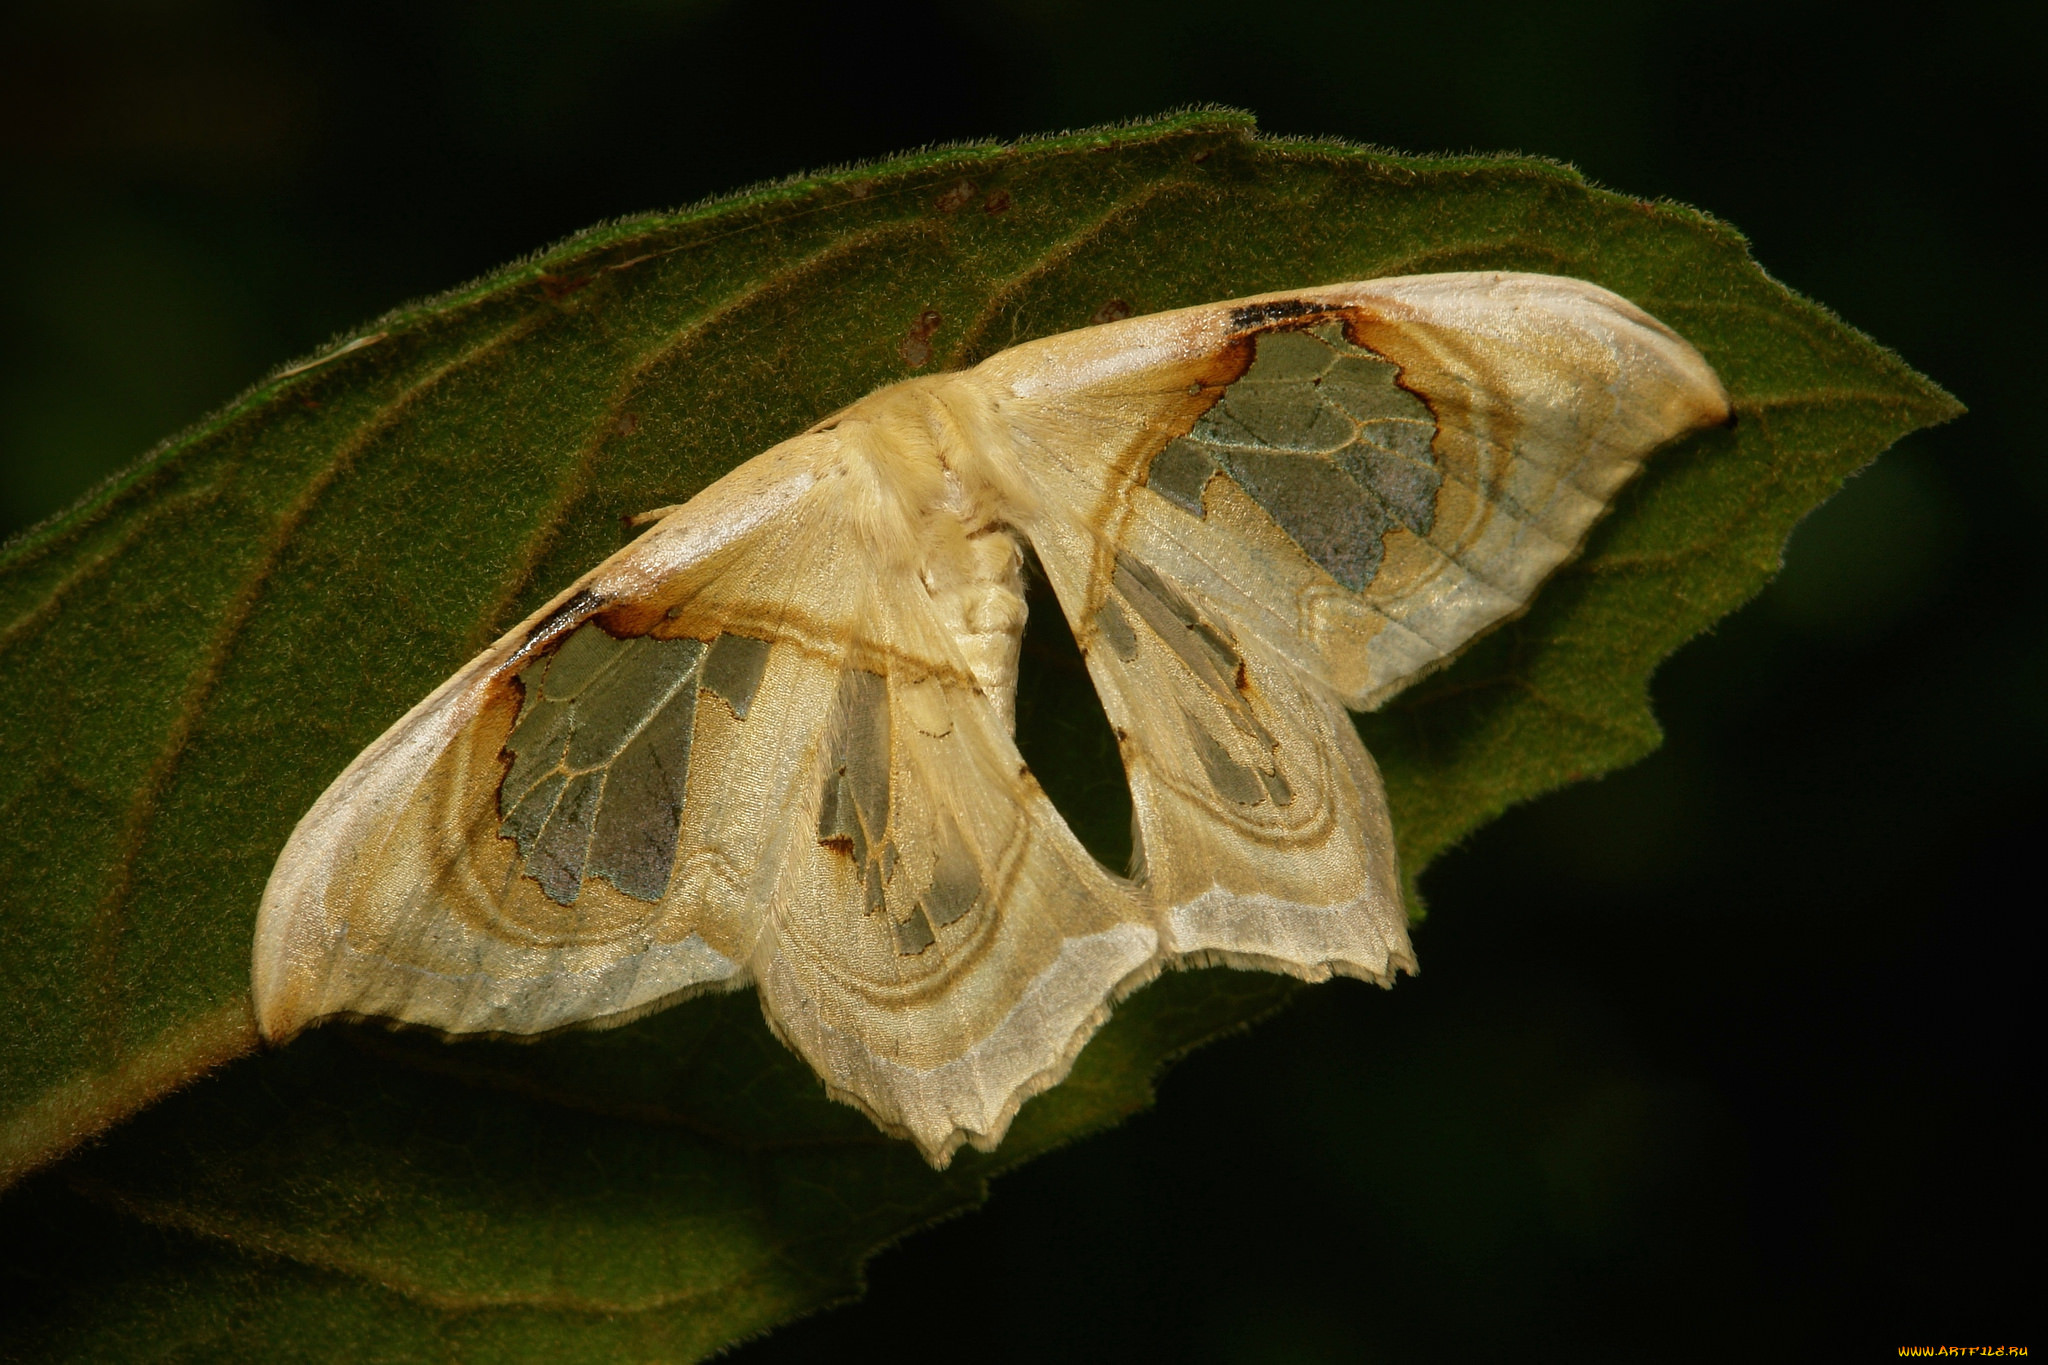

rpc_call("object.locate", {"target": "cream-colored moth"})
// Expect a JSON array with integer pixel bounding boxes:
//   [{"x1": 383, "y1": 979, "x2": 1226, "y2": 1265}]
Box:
[{"x1": 253, "y1": 272, "x2": 1728, "y2": 1166}]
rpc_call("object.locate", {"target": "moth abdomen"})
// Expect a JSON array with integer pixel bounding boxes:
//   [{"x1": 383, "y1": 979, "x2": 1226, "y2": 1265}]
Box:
[{"x1": 918, "y1": 523, "x2": 1027, "y2": 734}]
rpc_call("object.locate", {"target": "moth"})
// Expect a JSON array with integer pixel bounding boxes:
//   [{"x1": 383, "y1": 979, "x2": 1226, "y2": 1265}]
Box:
[{"x1": 253, "y1": 272, "x2": 1729, "y2": 1165}]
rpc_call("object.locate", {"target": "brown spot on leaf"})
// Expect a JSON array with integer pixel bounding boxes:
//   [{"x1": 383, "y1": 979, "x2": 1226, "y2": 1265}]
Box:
[
  {"x1": 936, "y1": 179, "x2": 976, "y2": 213},
  {"x1": 540, "y1": 273, "x2": 592, "y2": 301},
  {"x1": 846, "y1": 179, "x2": 875, "y2": 199},
  {"x1": 982, "y1": 188, "x2": 1012, "y2": 214},
  {"x1": 1191, "y1": 148, "x2": 1214, "y2": 164},
  {"x1": 613, "y1": 412, "x2": 639, "y2": 436},
  {"x1": 1090, "y1": 298, "x2": 1134, "y2": 326},
  {"x1": 900, "y1": 308, "x2": 944, "y2": 368}
]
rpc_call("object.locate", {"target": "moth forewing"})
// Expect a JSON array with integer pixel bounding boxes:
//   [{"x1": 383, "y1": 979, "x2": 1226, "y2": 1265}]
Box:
[
  {"x1": 253, "y1": 271, "x2": 1728, "y2": 1167},
  {"x1": 251, "y1": 434, "x2": 834, "y2": 1044}
]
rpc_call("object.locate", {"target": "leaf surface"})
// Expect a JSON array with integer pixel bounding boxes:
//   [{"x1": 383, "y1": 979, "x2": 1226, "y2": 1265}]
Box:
[{"x1": 0, "y1": 111, "x2": 1957, "y2": 1358}]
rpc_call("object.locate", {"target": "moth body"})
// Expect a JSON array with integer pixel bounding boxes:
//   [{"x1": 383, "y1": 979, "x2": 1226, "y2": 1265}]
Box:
[
  {"x1": 253, "y1": 273, "x2": 1728, "y2": 1164},
  {"x1": 823, "y1": 380, "x2": 1033, "y2": 733}
]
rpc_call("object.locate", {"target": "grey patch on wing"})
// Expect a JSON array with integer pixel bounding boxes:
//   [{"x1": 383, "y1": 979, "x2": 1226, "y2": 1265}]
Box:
[
  {"x1": 817, "y1": 770, "x2": 867, "y2": 863},
  {"x1": 585, "y1": 674, "x2": 698, "y2": 901},
  {"x1": 1140, "y1": 322, "x2": 1440, "y2": 591},
  {"x1": 1188, "y1": 718, "x2": 1268, "y2": 806},
  {"x1": 701, "y1": 632, "x2": 772, "y2": 718},
  {"x1": 836, "y1": 668, "x2": 891, "y2": 840},
  {"x1": 893, "y1": 904, "x2": 937, "y2": 955},
  {"x1": 562, "y1": 636, "x2": 700, "y2": 770},
  {"x1": 814, "y1": 672, "x2": 991, "y2": 956},
  {"x1": 1106, "y1": 554, "x2": 1296, "y2": 809},
  {"x1": 534, "y1": 619, "x2": 618, "y2": 699},
  {"x1": 499, "y1": 625, "x2": 707, "y2": 905},
  {"x1": 923, "y1": 824, "x2": 984, "y2": 928},
  {"x1": 1147, "y1": 439, "x2": 1218, "y2": 516},
  {"x1": 525, "y1": 770, "x2": 604, "y2": 903},
  {"x1": 1221, "y1": 451, "x2": 1386, "y2": 591},
  {"x1": 499, "y1": 684, "x2": 572, "y2": 815},
  {"x1": 1092, "y1": 597, "x2": 1140, "y2": 661},
  {"x1": 818, "y1": 668, "x2": 905, "y2": 930},
  {"x1": 499, "y1": 768, "x2": 566, "y2": 855},
  {"x1": 1110, "y1": 553, "x2": 1241, "y2": 703}
]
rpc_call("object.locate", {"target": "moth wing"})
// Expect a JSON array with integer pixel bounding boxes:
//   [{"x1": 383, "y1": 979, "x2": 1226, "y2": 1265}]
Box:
[
  {"x1": 976, "y1": 271, "x2": 1731, "y2": 709},
  {"x1": 252, "y1": 432, "x2": 831, "y2": 1042},
  {"x1": 254, "y1": 418, "x2": 1156, "y2": 1165},
  {"x1": 749, "y1": 616, "x2": 1156, "y2": 1164},
  {"x1": 1026, "y1": 513, "x2": 1415, "y2": 980},
  {"x1": 967, "y1": 271, "x2": 1728, "y2": 971}
]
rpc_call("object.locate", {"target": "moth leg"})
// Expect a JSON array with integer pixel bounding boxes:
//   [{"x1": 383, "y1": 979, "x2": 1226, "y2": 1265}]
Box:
[{"x1": 623, "y1": 503, "x2": 689, "y2": 530}]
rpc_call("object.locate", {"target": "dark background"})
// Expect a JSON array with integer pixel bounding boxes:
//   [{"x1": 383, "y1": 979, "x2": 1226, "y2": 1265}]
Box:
[{"x1": 2, "y1": 1, "x2": 2036, "y2": 1358}]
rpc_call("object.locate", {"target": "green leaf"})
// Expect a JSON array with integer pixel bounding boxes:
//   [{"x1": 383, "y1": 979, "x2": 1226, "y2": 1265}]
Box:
[{"x1": 0, "y1": 111, "x2": 1956, "y2": 1358}]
